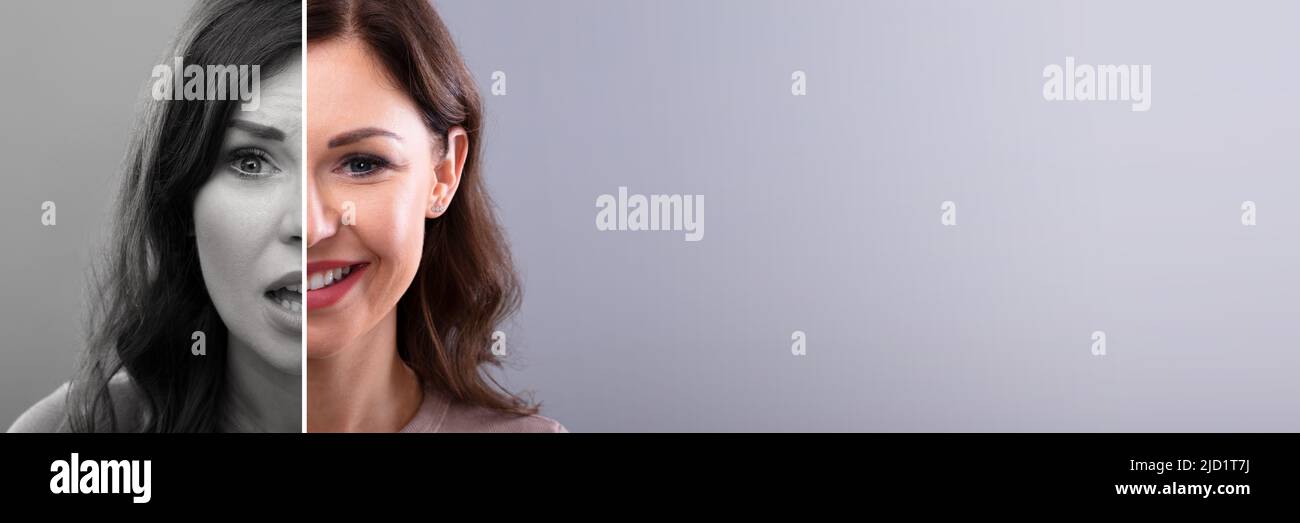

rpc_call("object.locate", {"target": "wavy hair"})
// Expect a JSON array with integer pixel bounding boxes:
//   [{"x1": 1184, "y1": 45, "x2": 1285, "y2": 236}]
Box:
[
  {"x1": 308, "y1": 0, "x2": 536, "y2": 417},
  {"x1": 70, "y1": 0, "x2": 301, "y2": 432}
]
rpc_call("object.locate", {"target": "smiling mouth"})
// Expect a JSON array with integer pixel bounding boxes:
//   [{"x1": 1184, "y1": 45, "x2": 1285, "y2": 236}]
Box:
[
  {"x1": 265, "y1": 284, "x2": 302, "y2": 312},
  {"x1": 307, "y1": 263, "x2": 366, "y2": 291}
]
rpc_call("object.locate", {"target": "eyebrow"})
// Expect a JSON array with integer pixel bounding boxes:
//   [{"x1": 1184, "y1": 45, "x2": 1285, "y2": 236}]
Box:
[
  {"x1": 230, "y1": 119, "x2": 286, "y2": 141},
  {"x1": 327, "y1": 127, "x2": 403, "y2": 148}
]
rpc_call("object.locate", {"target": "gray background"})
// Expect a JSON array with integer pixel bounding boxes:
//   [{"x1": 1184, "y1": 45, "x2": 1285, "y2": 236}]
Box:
[
  {"x1": 440, "y1": 0, "x2": 1300, "y2": 431},
  {"x1": 0, "y1": 1, "x2": 195, "y2": 427},
  {"x1": 2, "y1": 1, "x2": 1297, "y2": 431}
]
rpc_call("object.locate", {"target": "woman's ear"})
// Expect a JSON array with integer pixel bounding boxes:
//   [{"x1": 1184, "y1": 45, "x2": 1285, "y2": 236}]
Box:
[{"x1": 427, "y1": 126, "x2": 468, "y2": 218}]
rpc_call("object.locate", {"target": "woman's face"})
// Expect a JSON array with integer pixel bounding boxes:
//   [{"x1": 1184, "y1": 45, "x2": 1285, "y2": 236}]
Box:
[
  {"x1": 305, "y1": 38, "x2": 459, "y2": 358},
  {"x1": 193, "y1": 57, "x2": 303, "y2": 373}
]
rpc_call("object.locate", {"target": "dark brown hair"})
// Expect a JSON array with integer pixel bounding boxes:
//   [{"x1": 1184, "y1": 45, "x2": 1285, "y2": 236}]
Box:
[
  {"x1": 308, "y1": 0, "x2": 536, "y2": 417},
  {"x1": 73, "y1": 0, "x2": 301, "y2": 432}
]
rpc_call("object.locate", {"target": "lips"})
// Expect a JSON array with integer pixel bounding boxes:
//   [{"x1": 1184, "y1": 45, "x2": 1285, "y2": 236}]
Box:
[
  {"x1": 264, "y1": 271, "x2": 302, "y2": 313},
  {"x1": 306, "y1": 260, "x2": 367, "y2": 310},
  {"x1": 262, "y1": 270, "x2": 303, "y2": 335}
]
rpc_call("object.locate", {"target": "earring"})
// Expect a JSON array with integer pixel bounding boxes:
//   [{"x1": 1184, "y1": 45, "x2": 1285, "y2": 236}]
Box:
[{"x1": 430, "y1": 202, "x2": 446, "y2": 214}]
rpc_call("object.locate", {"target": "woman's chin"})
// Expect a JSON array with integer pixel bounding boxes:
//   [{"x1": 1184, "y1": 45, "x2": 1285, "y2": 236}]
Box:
[
  {"x1": 254, "y1": 338, "x2": 304, "y2": 376},
  {"x1": 306, "y1": 332, "x2": 347, "y2": 360}
]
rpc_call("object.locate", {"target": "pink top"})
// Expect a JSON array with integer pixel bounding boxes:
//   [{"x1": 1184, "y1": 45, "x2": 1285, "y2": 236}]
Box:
[
  {"x1": 6, "y1": 379, "x2": 564, "y2": 431},
  {"x1": 399, "y1": 389, "x2": 568, "y2": 433},
  {"x1": 9, "y1": 378, "x2": 568, "y2": 433}
]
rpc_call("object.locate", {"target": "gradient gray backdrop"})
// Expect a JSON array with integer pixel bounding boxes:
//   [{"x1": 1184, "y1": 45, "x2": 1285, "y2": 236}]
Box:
[
  {"x1": 0, "y1": 0, "x2": 195, "y2": 427},
  {"x1": 2, "y1": 1, "x2": 1297, "y2": 431},
  {"x1": 439, "y1": 0, "x2": 1300, "y2": 431}
]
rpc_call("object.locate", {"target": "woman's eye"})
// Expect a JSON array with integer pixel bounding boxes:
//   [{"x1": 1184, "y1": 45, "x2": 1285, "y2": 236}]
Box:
[
  {"x1": 229, "y1": 149, "x2": 278, "y2": 177},
  {"x1": 238, "y1": 157, "x2": 263, "y2": 173},
  {"x1": 341, "y1": 155, "x2": 388, "y2": 177},
  {"x1": 348, "y1": 158, "x2": 374, "y2": 173}
]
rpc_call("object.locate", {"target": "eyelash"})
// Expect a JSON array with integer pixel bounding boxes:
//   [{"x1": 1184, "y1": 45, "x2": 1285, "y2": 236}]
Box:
[
  {"x1": 336, "y1": 154, "x2": 391, "y2": 178},
  {"x1": 228, "y1": 148, "x2": 279, "y2": 178}
]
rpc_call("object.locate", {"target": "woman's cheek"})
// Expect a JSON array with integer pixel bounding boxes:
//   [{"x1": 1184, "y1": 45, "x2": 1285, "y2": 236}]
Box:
[
  {"x1": 193, "y1": 179, "x2": 262, "y2": 322},
  {"x1": 362, "y1": 183, "x2": 426, "y2": 281}
]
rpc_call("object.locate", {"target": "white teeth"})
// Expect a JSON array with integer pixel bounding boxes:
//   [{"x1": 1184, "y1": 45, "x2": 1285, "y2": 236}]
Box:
[
  {"x1": 267, "y1": 284, "x2": 301, "y2": 313},
  {"x1": 307, "y1": 265, "x2": 357, "y2": 291}
]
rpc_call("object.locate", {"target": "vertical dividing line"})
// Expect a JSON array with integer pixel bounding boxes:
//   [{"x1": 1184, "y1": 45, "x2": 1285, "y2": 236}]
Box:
[{"x1": 300, "y1": 0, "x2": 308, "y2": 434}]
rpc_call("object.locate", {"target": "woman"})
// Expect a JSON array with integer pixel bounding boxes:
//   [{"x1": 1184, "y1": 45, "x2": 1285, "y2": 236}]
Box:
[
  {"x1": 7, "y1": 0, "x2": 302, "y2": 433},
  {"x1": 305, "y1": 0, "x2": 565, "y2": 432}
]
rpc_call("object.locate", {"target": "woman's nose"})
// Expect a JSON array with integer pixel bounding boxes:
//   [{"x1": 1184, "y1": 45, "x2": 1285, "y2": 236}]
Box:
[{"x1": 305, "y1": 174, "x2": 338, "y2": 248}]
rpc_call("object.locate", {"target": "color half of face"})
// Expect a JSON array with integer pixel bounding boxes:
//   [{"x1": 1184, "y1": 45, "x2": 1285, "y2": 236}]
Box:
[
  {"x1": 194, "y1": 56, "x2": 303, "y2": 374},
  {"x1": 305, "y1": 38, "x2": 443, "y2": 359}
]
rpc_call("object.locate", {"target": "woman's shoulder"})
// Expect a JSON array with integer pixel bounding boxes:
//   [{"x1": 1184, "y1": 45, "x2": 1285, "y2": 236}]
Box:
[
  {"x1": 441, "y1": 400, "x2": 568, "y2": 433},
  {"x1": 7, "y1": 381, "x2": 74, "y2": 432},
  {"x1": 6, "y1": 372, "x2": 144, "y2": 433}
]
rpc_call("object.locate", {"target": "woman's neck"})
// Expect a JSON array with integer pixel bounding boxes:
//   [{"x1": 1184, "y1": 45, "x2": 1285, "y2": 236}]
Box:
[
  {"x1": 306, "y1": 308, "x2": 424, "y2": 432},
  {"x1": 222, "y1": 336, "x2": 302, "y2": 433}
]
